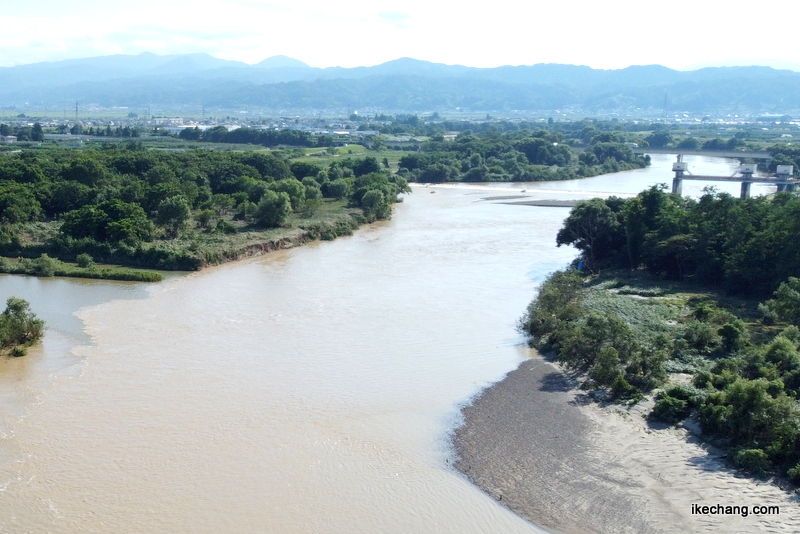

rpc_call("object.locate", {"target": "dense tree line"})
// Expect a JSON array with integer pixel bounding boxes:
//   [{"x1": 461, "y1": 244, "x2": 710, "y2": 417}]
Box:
[
  {"x1": 58, "y1": 123, "x2": 142, "y2": 138},
  {"x1": 0, "y1": 146, "x2": 408, "y2": 269},
  {"x1": 0, "y1": 122, "x2": 45, "y2": 142},
  {"x1": 522, "y1": 185, "x2": 800, "y2": 482},
  {"x1": 178, "y1": 126, "x2": 333, "y2": 148},
  {"x1": 557, "y1": 186, "x2": 800, "y2": 297},
  {"x1": 396, "y1": 129, "x2": 649, "y2": 183}
]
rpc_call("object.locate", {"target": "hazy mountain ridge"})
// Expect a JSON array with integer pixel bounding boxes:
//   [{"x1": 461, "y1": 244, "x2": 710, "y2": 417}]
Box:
[{"x1": 1, "y1": 53, "x2": 799, "y2": 113}]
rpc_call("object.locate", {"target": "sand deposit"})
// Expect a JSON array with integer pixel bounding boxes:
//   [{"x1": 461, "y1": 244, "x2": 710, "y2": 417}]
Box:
[{"x1": 453, "y1": 357, "x2": 799, "y2": 534}]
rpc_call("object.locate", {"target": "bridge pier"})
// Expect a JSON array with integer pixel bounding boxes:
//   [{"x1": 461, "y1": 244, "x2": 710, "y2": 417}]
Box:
[
  {"x1": 668, "y1": 158, "x2": 797, "y2": 198},
  {"x1": 672, "y1": 155, "x2": 686, "y2": 195},
  {"x1": 739, "y1": 164, "x2": 757, "y2": 199},
  {"x1": 740, "y1": 181, "x2": 752, "y2": 200},
  {"x1": 672, "y1": 176, "x2": 682, "y2": 195}
]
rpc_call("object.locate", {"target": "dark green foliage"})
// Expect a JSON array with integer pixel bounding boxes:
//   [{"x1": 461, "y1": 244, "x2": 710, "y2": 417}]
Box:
[
  {"x1": 788, "y1": 462, "x2": 800, "y2": 483},
  {"x1": 652, "y1": 395, "x2": 689, "y2": 424},
  {"x1": 518, "y1": 269, "x2": 584, "y2": 338},
  {"x1": 556, "y1": 198, "x2": 625, "y2": 271},
  {"x1": 760, "y1": 277, "x2": 800, "y2": 326},
  {"x1": 561, "y1": 186, "x2": 800, "y2": 298},
  {"x1": 734, "y1": 449, "x2": 771, "y2": 476},
  {"x1": 651, "y1": 385, "x2": 702, "y2": 424},
  {"x1": 398, "y1": 129, "x2": 647, "y2": 184},
  {"x1": 0, "y1": 146, "x2": 405, "y2": 273},
  {"x1": 0, "y1": 297, "x2": 44, "y2": 353},
  {"x1": 611, "y1": 375, "x2": 644, "y2": 402},
  {"x1": 75, "y1": 253, "x2": 94, "y2": 268},
  {"x1": 61, "y1": 199, "x2": 154, "y2": 246},
  {"x1": 156, "y1": 195, "x2": 191, "y2": 237},
  {"x1": 0, "y1": 182, "x2": 43, "y2": 223}
]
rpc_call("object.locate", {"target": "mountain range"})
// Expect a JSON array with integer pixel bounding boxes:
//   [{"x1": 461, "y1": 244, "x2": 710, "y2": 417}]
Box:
[{"x1": 2, "y1": 53, "x2": 799, "y2": 115}]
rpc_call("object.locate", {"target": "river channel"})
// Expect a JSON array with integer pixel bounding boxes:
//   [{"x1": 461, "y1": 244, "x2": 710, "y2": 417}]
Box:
[{"x1": 0, "y1": 155, "x2": 771, "y2": 533}]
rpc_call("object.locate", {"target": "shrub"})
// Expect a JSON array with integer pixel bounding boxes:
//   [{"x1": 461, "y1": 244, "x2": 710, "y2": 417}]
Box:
[
  {"x1": 651, "y1": 394, "x2": 690, "y2": 424},
  {"x1": 76, "y1": 253, "x2": 94, "y2": 268},
  {"x1": 33, "y1": 253, "x2": 58, "y2": 277},
  {"x1": 0, "y1": 297, "x2": 45, "y2": 350},
  {"x1": 734, "y1": 449, "x2": 771, "y2": 476},
  {"x1": 787, "y1": 462, "x2": 800, "y2": 484},
  {"x1": 215, "y1": 219, "x2": 238, "y2": 234},
  {"x1": 611, "y1": 375, "x2": 643, "y2": 403},
  {"x1": 254, "y1": 190, "x2": 291, "y2": 228}
]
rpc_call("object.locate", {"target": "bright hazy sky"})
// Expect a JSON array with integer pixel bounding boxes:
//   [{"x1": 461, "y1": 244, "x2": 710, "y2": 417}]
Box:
[{"x1": 1, "y1": 0, "x2": 798, "y2": 70}]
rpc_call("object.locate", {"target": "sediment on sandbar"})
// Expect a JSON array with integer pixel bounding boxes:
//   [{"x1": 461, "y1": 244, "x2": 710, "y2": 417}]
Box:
[
  {"x1": 452, "y1": 357, "x2": 800, "y2": 534},
  {"x1": 452, "y1": 357, "x2": 657, "y2": 534}
]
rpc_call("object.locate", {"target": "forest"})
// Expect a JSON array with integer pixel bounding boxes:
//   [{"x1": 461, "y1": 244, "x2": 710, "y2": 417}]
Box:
[
  {"x1": 520, "y1": 185, "x2": 800, "y2": 483},
  {"x1": 396, "y1": 129, "x2": 650, "y2": 183},
  {"x1": 0, "y1": 144, "x2": 408, "y2": 273}
]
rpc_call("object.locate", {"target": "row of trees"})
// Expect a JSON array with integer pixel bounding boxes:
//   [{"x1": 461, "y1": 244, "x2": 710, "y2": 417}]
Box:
[
  {"x1": 397, "y1": 129, "x2": 649, "y2": 183},
  {"x1": 0, "y1": 122, "x2": 45, "y2": 142},
  {"x1": 178, "y1": 126, "x2": 334, "y2": 148},
  {"x1": 557, "y1": 186, "x2": 800, "y2": 297}
]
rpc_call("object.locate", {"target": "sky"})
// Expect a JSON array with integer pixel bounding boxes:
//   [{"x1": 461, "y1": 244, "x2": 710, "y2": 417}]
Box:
[{"x1": 1, "y1": 0, "x2": 798, "y2": 71}]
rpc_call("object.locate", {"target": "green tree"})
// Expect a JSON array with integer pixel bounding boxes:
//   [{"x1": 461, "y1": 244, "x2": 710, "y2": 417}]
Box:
[
  {"x1": 254, "y1": 190, "x2": 291, "y2": 228},
  {"x1": 156, "y1": 195, "x2": 192, "y2": 237},
  {"x1": 270, "y1": 178, "x2": 306, "y2": 211},
  {"x1": 0, "y1": 297, "x2": 45, "y2": 351},
  {"x1": 31, "y1": 122, "x2": 45, "y2": 142},
  {"x1": 556, "y1": 198, "x2": 622, "y2": 271},
  {"x1": 360, "y1": 189, "x2": 389, "y2": 220},
  {"x1": 645, "y1": 131, "x2": 673, "y2": 148}
]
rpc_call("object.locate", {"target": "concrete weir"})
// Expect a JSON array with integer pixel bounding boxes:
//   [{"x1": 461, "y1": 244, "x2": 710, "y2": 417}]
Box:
[{"x1": 670, "y1": 155, "x2": 797, "y2": 199}]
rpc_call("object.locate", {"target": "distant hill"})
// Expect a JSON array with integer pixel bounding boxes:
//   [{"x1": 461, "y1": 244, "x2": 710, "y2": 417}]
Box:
[{"x1": 1, "y1": 53, "x2": 800, "y2": 114}]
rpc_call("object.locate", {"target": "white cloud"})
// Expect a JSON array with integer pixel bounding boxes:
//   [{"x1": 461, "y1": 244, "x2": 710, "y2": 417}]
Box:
[{"x1": 0, "y1": 0, "x2": 797, "y2": 70}]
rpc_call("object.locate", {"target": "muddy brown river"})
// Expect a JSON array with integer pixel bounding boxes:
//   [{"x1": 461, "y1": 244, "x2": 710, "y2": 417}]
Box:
[{"x1": 0, "y1": 155, "x2": 760, "y2": 532}]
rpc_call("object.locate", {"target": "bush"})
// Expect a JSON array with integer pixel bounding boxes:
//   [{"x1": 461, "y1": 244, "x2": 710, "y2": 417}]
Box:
[
  {"x1": 651, "y1": 394, "x2": 690, "y2": 424},
  {"x1": 76, "y1": 253, "x2": 94, "y2": 268},
  {"x1": 254, "y1": 190, "x2": 292, "y2": 228},
  {"x1": 734, "y1": 449, "x2": 771, "y2": 476},
  {"x1": 215, "y1": 219, "x2": 238, "y2": 234},
  {"x1": 611, "y1": 375, "x2": 643, "y2": 403},
  {"x1": 787, "y1": 462, "x2": 800, "y2": 484},
  {"x1": 33, "y1": 253, "x2": 58, "y2": 277},
  {"x1": 0, "y1": 297, "x2": 45, "y2": 351}
]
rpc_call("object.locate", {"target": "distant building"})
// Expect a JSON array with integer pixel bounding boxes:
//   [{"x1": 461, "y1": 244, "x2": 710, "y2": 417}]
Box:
[{"x1": 0, "y1": 135, "x2": 17, "y2": 144}]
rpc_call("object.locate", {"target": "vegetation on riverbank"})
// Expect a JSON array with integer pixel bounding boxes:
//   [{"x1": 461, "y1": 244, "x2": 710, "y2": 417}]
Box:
[
  {"x1": 0, "y1": 145, "x2": 408, "y2": 277},
  {"x1": 397, "y1": 129, "x2": 649, "y2": 183},
  {"x1": 0, "y1": 254, "x2": 162, "y2": 281},
  {"x1": 0, "y1": 297, "x2": 44, "y2": 357},
  {"x1": 521, "y1": 186, "x2": 800, "y2": 484}
]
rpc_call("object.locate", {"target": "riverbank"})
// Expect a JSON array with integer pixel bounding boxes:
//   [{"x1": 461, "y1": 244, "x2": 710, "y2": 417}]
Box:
[
  {"x1": 453, "y1": 356, "x2": 800, "y2": 534},
  {"x1": 0, "y1": 209, "x2": 361, "y2": 281}
]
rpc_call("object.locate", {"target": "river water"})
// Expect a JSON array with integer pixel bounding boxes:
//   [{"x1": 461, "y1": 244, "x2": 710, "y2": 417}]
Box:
[{"x1": 0, "y1": 155, "x2": 771, "y2": 533}]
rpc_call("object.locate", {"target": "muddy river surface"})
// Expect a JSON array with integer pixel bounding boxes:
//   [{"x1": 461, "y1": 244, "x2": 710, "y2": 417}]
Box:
[{"x1": 0, "y1": 155, "x2": 763, "y2": 532}]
